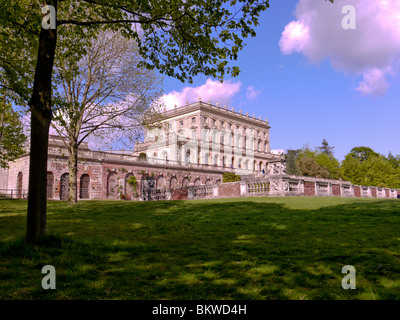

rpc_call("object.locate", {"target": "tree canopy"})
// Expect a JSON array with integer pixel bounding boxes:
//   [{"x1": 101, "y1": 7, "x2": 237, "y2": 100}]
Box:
[
  {"x1": 287, "y1": 141, "x2": 400, "y2": 189},
  {"x1": 0, "y1": 99, "x2": 27, "y2": 168}
]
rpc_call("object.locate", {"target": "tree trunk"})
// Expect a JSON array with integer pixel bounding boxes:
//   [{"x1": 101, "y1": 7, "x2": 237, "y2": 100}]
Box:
[
  {"x1": 68, "y1": 137, "x2": 78, "y2": 204},
  {"x1": 25, "y1": 3, "x2": 57, "y2": 245}
]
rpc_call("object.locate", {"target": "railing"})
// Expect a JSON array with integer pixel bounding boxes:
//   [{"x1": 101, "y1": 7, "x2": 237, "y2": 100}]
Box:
[
  {"x1": 361, "y1": 187, "x2": 370, "y2": 197},
  {"x1": 246, "y1": 181, "x2": 269, "y2": 195},
  {"x1": 341, "y1": 186, "x2": 352, "y2": 197},
  {"x1": 188, "y1": 185, "x2": 213, "y2": 199},
  {"x1": 0, "y1": 189, "x2": 28, "y2": 199}
]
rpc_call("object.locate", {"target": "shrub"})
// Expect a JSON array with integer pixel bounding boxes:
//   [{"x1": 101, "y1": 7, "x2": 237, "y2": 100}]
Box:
[{"x1": 222, "y1": 172, "x2": 241, "y2": 183}]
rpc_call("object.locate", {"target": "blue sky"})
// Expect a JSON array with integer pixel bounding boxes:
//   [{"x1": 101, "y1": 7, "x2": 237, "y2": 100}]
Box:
[{"x1": 160, "y1": 0, "x2": 400, "y2": 161}]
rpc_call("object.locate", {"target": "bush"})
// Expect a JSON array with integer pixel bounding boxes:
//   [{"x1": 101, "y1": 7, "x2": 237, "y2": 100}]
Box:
[{"x1": 222, "y1": 172, "x2": 241, "y2": 183}]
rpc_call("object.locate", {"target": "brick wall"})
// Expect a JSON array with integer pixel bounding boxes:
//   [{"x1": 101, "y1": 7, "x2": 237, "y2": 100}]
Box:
[
  {"x1": 304, "y1": 181, "x2": 315, "y2": 196},
  {"x1": 353, "y1": 186, "x2": 361, "y2": 197},
  {"x1": 332, "y1": 184, "x2": 341, "y2": 196},
  {"x1": 217, "y1": 183, "x2": 241, "y2": 198}
]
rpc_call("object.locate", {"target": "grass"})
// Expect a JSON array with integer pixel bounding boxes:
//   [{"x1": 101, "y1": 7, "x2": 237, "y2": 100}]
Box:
[{"x1": 0, "y1": 196, "x2": 399, "y2": 300}]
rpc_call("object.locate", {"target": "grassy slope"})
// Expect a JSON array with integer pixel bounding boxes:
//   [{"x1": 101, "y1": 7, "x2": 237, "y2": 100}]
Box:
[{"x1": 0, "y1": 197, "x2": 399, "y2": 300}]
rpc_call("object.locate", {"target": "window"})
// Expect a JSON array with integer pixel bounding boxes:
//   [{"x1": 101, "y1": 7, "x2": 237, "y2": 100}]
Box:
[
  {"x1": 192, "y1": 117, "x2": 196, "y2": 123},
  {"x1": 213, "y1": 119, "x2": 216, "y2": 125},
  {"x1": 203, "y1": 116, "x2": 207, "y2": 122},
  {"x1": 179, "y1": 120, "x2": 183, "y2": 126},
  {"x1": 221, "y1": 121, "x2": 224, "y2": 128}
]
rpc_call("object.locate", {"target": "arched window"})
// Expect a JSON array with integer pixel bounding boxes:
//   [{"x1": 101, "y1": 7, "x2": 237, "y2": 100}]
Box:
[
  {"x1": 107, "y1": 171, "x2": 118, "y2": 198},
  {"x1": 47, "y1": 172, "x2": 54, "y2": 199},
  {"x1": 204, "y1": 153, "x2": 209, "y2": 165},
  {"x1": 182, "y1": 177, "x2": 190, "y2": 188},
  {"x1": 80, "y1": 174, "x2": 90, "y2": 199},
  {"x1": 170, "y1": 176, "x2": 177, "y2": 189},
  {"x1": 156, "y1": 176, "x2": 166, "y2": 190},
  {"x1": 185, "y1": 150, "x2": 191, "y2": 164},
  {"x1": 214, "y1": 154, "x2": 218, "y2": 166},
  {"x1": 60, "y1": 173, "x2": 69, "y2": 201},
  {"x1": 17, "y1": 172, "x2": 23, "y2": 198}
]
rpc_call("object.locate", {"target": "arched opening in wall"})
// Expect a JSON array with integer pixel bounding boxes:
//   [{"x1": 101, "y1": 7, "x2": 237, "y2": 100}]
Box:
[
  {"x1": 162, "y1": 151, "x2": 168, "y2": 162},
  {"x1": 60, "y1": 173, "x2": 69, "y2": 201},
  {"x1": 17, "y1": 172, "x2": 23, "y2": 198},
  {"x1": 156, "y1": 176, "x2": 165, "y2": 190},
  {"x1": 216, "y1": 179, "x2": 221, "y2": 185},
  {"x1": 182, "y1": 177, "x2": 189, "y2": 188},
  {"x1": 222, "y1": 156, "x2": 226, "y2": 167},
  {"x1": 185, "y1": 150, "x2": 191, "y2": 164},
  {"x1": 238, "y1": 158, "x2": 242, "y2": 168},
  {"x1": 264, "y1": 142, "x2": 268, "y2": 152},
  {"x1": 125, "y1": 173, "x2": 134, "y2": 199},
  {"x1": 205, "y1": 179, "x2": 212, "y2": 186},
  {"x1": 194, "y1": 178, "x2": 201, "y2": 186},
  {"x1": 214, "y1": 154, "x2": 218, "y2": 166},
  {"x1": 170, "y1": 176, "x2": 177, "y2": 189},
  {"x1": 107, "y1": 171, "x2": 119, "y2": 199},
  {"x1": 231, "y1": 157, "x2": 235, "y2": 168},
  {"x1": 204, "y1": 153, "x2": 209, "y2": 165},
  {"x1": 259, "y1": 162, "x2": 263, "y2": 172},
  {"x1": 244, "y1": 160, "x2": 249, "y2": 170},
  {"x1": 47, "y1": 172, "x2": 54, "y2": 199},
  {"x1": 253, "y1": 160, "x2": 257, "y2": 172},
  {"x1": 80, "y1": 174, "x2": 90, "y2": 199}
]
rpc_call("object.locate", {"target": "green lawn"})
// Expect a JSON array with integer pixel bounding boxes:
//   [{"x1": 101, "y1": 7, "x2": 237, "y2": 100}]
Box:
[{"x1": 0, "y1": 197, "x2": 399, "y2": 300}]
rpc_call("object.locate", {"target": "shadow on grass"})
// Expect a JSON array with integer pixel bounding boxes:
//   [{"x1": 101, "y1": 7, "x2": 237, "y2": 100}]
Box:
[{"x1": 0, "y1": 198, "x2": 399, "y2": 300}]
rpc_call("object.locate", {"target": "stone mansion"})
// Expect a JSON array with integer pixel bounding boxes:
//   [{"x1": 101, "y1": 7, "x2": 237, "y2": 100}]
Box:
[{"x1": 0, "y1": 101, "x2": 286, "y2": 200}]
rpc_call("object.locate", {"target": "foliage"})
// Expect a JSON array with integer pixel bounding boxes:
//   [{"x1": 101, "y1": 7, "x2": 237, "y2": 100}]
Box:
[
  {"x1": 0, "y1": 100, "x2": 27, "y2": 168},
  {"x1": 296, "y1": 144, "x2": 341, "y2": 179},
  {"x1": 222, "y1": 172, "x2": 241, "y2": 183},
  {"x1": 285, "y1": 149, "x2": 301, "y2": 176},
  {"x1": 297, "y1": 157, "x2": 330, "y2": 179},
  {"x1": 126, "y1": 175, "x2": 138, "y2": 191},
  {"x1": 341, "y1": 147, "x2": 400, "y2": 188},
  {"x1": 317, "y1": 138, "x2": 335, "y2": 156}
]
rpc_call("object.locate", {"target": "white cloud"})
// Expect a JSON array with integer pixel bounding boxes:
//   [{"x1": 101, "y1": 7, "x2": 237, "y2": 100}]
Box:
[
  {"x1": 161, "y1": 79, "x2": 241, "y2": 110},
  {"x1": 246, "y1": 86, "x2": 262, "y2": 100},
  {"x1": 356, "y1": 68, "x2": 389, "y2": 97},
  {"x1": 279, "y1": 0, "x2": 400, "y2": 96}
]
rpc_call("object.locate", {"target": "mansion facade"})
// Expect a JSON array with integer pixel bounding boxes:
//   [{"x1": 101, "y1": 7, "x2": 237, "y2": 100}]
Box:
[{"x1": 0, "y1": 101, "x2": 286, "y2": 200}]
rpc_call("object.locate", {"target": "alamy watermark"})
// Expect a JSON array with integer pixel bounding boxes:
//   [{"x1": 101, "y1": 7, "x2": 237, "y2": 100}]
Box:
[
  {"x1": 342, "y1": 5, "x2": 356, "y2": 30},
  {"x1": 41, "y1": 5, "x2": 56, "y2": 30},
  {"x1": 41, "y1": 265, "x2": 56, "y2": 290},
  {"x1": 341, "y1": 265, "x2": 356, "y2": 289}
]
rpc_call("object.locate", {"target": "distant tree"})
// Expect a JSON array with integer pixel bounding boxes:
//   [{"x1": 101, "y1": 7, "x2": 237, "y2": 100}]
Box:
[
  {"x1": 296, "y1": 144, "x2": 341, "y2": 179},
  {"x1": 285, "y1": 149, "x2": 301, "y2": 176},
  {"x1": 297, "y1": 157, "x2": 330, "y2": 179},
  {"x1": 347, "y1": 146, "x2": 379, "y2": 162},
  {"x1": 317, "y1": 139, "x2": 335, "y2": 156},
  {"x1": 0, "y1": 99, "x2": 27, "y2": 168},
  {"x1": 340, "y1": 147, "x2": 400, "y2": 188},
  {"x1": 385, "y1": 152, "x2": 400, "y2": 168}
]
